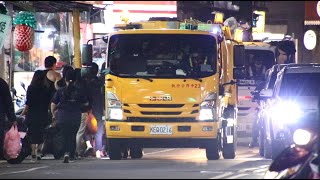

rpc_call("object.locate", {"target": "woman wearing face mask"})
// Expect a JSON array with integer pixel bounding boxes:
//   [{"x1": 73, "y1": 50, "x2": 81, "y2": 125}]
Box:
[{"x1": 51, "y1": 69, "x2": 89, "y2": 163}]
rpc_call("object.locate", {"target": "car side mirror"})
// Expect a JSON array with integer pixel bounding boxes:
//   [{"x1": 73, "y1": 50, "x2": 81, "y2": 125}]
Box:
[{"x1": 259, "y1": 89, "x2": 273, "y2": 98}]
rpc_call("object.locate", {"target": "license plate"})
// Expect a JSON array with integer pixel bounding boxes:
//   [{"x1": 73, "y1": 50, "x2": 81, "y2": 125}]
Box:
[{"x1": 150, "y1": 125, "x2": 173, "y2": 135}]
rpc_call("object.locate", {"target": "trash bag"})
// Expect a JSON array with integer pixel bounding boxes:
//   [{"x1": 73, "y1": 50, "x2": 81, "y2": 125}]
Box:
[
  {"x1": 86, "y1": 112, "x2": 98, "y2": 135},
  {"x1": 3, "y1": 125, "x2": 22, "y2": 160}
]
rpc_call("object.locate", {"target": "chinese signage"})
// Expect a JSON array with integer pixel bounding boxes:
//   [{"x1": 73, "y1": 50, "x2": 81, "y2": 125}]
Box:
[
  {"x1": 0, "y1": 14, "x2": 11, "y2": 52},
  {"x1": 171, "y1": 84, "x2": 201, "y2": 88},
  {"x1": 305, "y1": 1, "x2": 320, "y2": 25}
]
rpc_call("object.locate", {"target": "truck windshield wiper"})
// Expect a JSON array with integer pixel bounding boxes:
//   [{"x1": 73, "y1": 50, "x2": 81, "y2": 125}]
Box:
[
  {"x1": 188, "y1": 77, "x2": 203, "y2": 82},
  {"x1": 120, "y1": 74, "x2": 154, "y2": 82},
  {"x1": 138, "y1": 77, "x2": 153, "y2": 82}
]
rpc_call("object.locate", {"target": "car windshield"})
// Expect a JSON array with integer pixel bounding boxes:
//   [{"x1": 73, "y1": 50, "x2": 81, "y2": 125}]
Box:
[
  {"x1": 107, "y1": 34, "x2": 217, "y2": 78},
  {"x1": 279, "y1": 73, "x2": 320, "y2": 96},
  {"x1": 243, "y1": 50, "x2": 275, "y2": 81}
]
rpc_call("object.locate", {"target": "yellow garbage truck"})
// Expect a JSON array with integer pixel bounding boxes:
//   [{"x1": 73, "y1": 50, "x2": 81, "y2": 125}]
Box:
[{"x1": 102, "y1": 16, "x2": 245, "y2": 160}]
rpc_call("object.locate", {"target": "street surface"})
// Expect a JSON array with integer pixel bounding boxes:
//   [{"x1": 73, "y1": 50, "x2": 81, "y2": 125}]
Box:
[{"x1": 0, "y1": 146, "x2": 271, "y2": 179}]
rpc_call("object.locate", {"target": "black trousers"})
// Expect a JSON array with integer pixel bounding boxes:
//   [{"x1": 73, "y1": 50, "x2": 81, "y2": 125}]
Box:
[
  {"x1": 0, "y1": 120, "x2": 5, "y2": 159},
  {"x1": 57, "y1": 122, "x2": 80, "y2": 157}
]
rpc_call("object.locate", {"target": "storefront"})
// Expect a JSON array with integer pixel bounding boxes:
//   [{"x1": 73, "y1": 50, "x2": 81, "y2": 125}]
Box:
[{"x1": 303, "y1": 1, "x2": 320, "y2": 63}]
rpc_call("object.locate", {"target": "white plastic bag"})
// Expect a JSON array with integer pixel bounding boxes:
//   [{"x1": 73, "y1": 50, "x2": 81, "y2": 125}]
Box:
[{"x1": 3, "y1": 125, "x2": 22, "y2": 160}]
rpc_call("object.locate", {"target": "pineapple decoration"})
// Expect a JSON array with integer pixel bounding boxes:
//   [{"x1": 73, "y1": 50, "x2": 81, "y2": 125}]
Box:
[{"x1": 13, "y1": 11, "x2": 36, "y2": 52}]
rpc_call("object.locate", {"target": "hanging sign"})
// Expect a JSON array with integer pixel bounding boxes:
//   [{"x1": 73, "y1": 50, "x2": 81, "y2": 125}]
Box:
[
  {"x1": 0, "y1": 14, "x2": 11, "y2": 52},
  {"x1": 304, "y1": 30, "x2": 317, "y2": 50}
]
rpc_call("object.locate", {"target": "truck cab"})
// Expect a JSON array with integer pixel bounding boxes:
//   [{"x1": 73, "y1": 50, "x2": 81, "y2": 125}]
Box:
[{"x1": 101, "y1": 16, "x2": 244, "y2": 160}]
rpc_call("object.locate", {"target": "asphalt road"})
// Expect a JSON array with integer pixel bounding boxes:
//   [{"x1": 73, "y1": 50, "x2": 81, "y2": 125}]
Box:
[{"x1": 0, "y1": 146, "x2": 272, "y2": 179}]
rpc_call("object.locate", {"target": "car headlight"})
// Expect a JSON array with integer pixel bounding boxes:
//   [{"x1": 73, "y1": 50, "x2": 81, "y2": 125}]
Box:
[
  {"x1": 293, "y1": 129, "x2": 311, "y2": 146},
  {"x1": 199, "y1": 93, "x2": 216, "y2": 121},
  {"x1": 269, "y1": 101, "x2": 303, "y2": 124},
  {"x1": 107, "y1": 92, "x2": 123, "y2": 120}
]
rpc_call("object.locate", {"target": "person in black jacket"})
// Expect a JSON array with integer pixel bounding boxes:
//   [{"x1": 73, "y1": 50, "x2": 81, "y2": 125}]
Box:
[
  {"x1": 51, "y1": 69, "x2": 89, "y2": 163},
  {"x1": 0, "y1": 78, "x2": 17, "y2": 160}
]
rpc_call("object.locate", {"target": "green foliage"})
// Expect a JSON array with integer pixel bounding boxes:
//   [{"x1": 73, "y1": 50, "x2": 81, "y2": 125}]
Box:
[
  {"x1": 0, "y1": 4, "x2": 7, "y2": 15},
  {"x1": 13, "y1": 11, "x2": 36, "y2": 29}
]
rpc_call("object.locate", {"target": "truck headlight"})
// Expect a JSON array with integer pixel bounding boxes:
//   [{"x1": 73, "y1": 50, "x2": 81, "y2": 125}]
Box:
[
  {"x1": 199, "y1": 93, "x2": 216, "y2": 121},
  {"x1": 293, "y1": 129, "x2": 311, "y2": 146},
  {"x1": 269, "y1": 101, "x2": 303, "y2": 124},
  {"x1": 107, "y1": 92, "x2": 123, "y2": 120}
]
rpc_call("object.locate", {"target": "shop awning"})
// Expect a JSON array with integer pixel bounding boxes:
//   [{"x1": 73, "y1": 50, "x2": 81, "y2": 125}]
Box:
[
  {"x1": 5, "y1": 1, "x2": 96, "y2": 12},
  {"x1": 304, "y1": 20, "x2": 320, "y2": 26}
]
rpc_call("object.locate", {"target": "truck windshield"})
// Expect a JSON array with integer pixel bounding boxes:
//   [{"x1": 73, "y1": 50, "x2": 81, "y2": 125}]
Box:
[
  {"x1": 108, "y1": 34, "x2": 217, "y2": 78},
  {"x1": 243, "y1": 50, "x2": 275, "y2": 81},
  {"x1": 279, "y1": 73, "x2": 320, "y2": 96}
]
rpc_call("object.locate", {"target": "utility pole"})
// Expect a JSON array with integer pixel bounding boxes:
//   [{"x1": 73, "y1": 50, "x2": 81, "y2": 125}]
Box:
[{"x1": 73, "y1": 9, "x2": 81, "y2": 69}]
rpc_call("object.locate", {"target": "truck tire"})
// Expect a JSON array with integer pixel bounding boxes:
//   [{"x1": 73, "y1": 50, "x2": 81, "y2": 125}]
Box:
[
  {"x1": 206, "y1": 139, "x2": 221, "y2": 160},
  {"x1": 223, "y1": 143, "x2": 236, "y2": 159},
  {"x1": 222, "y1": 125, "x2": 236, "y2": 159},
  {"x1": 108, "y1": 139, "x2": 122, "y2": 160},
  {"x1": 130, "y1": 146, "x2": 143, "y2": 159}
]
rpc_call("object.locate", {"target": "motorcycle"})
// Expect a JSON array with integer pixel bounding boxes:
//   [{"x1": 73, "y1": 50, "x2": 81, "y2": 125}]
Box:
[
  {"x1": 11, "y1": 82, "x2": 27, "y2": 114},
  {"x1": 264, "y1": 128, "x2": 319, "y2": 179}
]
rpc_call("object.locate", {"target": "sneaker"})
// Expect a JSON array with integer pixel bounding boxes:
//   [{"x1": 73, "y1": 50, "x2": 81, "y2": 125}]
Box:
[
  {"x1": 96, "y1": 150, "x2": 101, "y2": 159},
  {"x1": 63, "y1": 154, "x2": 70, "y2": 163},
  {"x1": 37, "y1": 155, "x2": 42, "y2": 160},
  {"x1": 30, "y1": 155, "x2": 37, "y2": 163},
  {"x1": 84, "y1": 147, "x2": 94, "y2": 157}
]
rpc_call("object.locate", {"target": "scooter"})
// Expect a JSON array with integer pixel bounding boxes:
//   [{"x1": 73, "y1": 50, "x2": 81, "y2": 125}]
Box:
[
  {"x1": 11, "y1": 82, "x2": 27, "y2": 114},
  {"x1": 264, "y1": 128, "x2": 319, "y2": 179}
]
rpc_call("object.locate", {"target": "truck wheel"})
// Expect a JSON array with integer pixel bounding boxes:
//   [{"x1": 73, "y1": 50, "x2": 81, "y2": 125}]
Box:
[
  {"x1": 222, "y1": 126, "x2": 236, "y2": 159},
  {"x1": 223, "y1": 144, "x2": 236, "y2": 159},
  {"x1": 206, "y1": 139, "x2": 221, "y2": 160},
  {"x1": 130, "y1": 147, "x2": 143, "y2": 159},
  {"x1": 108, "y1": 139, "x2": 122, "y2": 160}
]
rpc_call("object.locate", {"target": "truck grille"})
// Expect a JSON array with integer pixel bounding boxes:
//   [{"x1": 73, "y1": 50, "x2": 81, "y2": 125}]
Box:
[
  {"x1": 126, "y1": 117, "x2": 197, "y2": 122},
  {"x1": 123, "y1": 103, "x2": 199, "y2": 117},
  {"x1": 141, "y1": 112, "x2": 181, "y2": 115},
  {"x1": 138, "y1": 104, "x2": 185, "y2": 108}
]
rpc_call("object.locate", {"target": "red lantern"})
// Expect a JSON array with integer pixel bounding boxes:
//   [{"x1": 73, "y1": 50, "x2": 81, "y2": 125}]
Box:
[{"x1": 13, "y1": 24, "x2": 34, "y2": 52}]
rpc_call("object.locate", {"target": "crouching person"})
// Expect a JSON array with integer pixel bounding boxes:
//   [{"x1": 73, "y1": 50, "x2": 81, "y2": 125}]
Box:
[{"x1": 51, "y1": 69, "x2": 89, "y2": 163}]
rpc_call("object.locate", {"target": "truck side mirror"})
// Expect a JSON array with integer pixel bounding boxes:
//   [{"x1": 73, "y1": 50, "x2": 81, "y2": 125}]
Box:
[
  {"x1": 233, "y1": 67, "x2": 246, "y2": 79},
  {"x1": 233, "y1": 45, "x2": 245, "y2": 67},
  {"x1": 81, "y1": 44, "x2": 93, "y2": 66}
]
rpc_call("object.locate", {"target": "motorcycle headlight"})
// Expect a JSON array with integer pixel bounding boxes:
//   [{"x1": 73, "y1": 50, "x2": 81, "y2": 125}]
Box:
[
  {"x1": 199, "y1": 93, "x2": 216, "y2": 121},
  {"x1": 293, "y1": 129, "x2": 311, "y2": 146},
  {"x1": 107, "y1": 92, "x2": 123, "y2": 120},
  {"x1": 269, "y1": 101, "x2": 303, "y2": 124}
]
